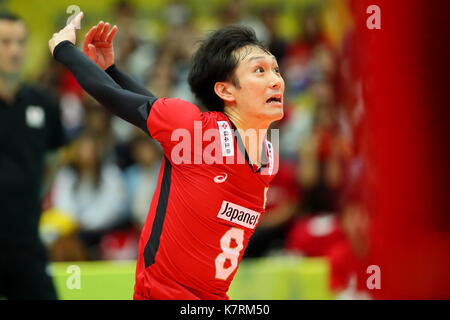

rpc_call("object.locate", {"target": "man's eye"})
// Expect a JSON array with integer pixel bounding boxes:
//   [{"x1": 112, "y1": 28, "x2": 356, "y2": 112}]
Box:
[
  {"x1": 274, "y1": 67, "x2": 280, "y2": 73},
  {"x1": 255, "y1": 67, "x2": 265, "y2": 73}
]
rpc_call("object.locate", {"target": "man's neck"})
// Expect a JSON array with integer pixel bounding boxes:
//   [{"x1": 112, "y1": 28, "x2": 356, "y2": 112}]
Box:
[
  {"x1": 0, "y1": 73, "x2": 21, "y2": 103},
  {"x1": 225, "y1": 108, "x2": 270, "y2": 168}
]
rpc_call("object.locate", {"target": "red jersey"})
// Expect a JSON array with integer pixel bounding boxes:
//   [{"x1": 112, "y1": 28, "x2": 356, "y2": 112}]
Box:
[{"x1": 134, "y1": 98, "x2": 278, "y2": 300}]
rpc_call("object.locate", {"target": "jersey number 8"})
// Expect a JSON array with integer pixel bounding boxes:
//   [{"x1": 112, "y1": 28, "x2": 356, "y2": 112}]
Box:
[{"x1": 215, "y1": 227, "x2": 244, "y2": 280}]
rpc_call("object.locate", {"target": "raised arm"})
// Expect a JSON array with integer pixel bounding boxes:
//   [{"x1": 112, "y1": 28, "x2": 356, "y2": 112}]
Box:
[
  {"x1": 83, "y1": 21, "x2": 154, "y2": 97},
  {"x1": 48, "y1": 13, "x2": 155, "y2": 133}
]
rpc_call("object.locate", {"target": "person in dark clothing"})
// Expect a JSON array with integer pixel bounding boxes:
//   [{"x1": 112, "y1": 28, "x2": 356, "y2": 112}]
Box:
[{"x1": 0, "y1": 12, "x2": 65, "y2": 300}]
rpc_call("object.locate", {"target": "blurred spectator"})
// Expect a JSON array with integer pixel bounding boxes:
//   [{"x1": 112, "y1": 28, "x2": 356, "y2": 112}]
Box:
[
  {"x1": 257, "y1": 7, "x2": 287, "y2": 65},
  {"x1": 283, "y1": 6, "x2": 331, "y2": 98},
  {"x1": 110, "y1": 0, "x2": 158, "y2": 144},
  {"x1": 279, "y1": 5, "x2": 339, "y2": 158},
  {"x1": 217, "y1": 0, "x2": 269, "y2": 44},
  {"x1": 328, "y1": 201, "x2": 371, "y2": 299},
  {"x1": 38, "y1": 58, "x2": 84, "y2": 140},
  {"x1": 148, "y1": 0, "x2": 200, "y2": 101},
  {"x1": 50, "y1": 133, "x2": 127, "y2": 260},
  {"x1": 98, "y1": 228, "x2": 139, "y2": 260},
  {"x1": 297, "y1": 100, "x2": 347, "y2": 213},
  {"x1": 284, "y1": 201, "x2": 370, "y2": 298},
  {"x1": 112, "y1": 0, "x2": 156, "y2": 83},
  {"x1": 285, "y1": 212, "x2": 345, "y2": 257},
  {"x1": 124, "y1": 135, "x2": 162, "y2": 229},
  {"x1": 83, "y1": 101, "x2": 117, "y2": 164}
]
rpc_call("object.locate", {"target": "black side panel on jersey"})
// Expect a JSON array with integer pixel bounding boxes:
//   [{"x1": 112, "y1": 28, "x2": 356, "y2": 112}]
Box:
[{"x1": 144, "y1": 156, "x2": 172, "y2": 267}]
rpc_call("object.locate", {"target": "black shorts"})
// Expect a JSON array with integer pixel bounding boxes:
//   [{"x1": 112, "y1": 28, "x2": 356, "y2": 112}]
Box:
[{"x1": 0, "y1": 243, "x2": 57, "y2": 300}]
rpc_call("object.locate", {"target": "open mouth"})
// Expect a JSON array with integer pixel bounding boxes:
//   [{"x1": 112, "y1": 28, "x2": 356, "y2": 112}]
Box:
[{"x1": 266, "y1": 96, "x2": 282, "y2": 104}]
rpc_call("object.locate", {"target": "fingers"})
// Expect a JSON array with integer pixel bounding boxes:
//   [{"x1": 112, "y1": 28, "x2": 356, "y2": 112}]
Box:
[
  {"x1": 81, "y1": 20, "x2": 116, "y2": 54},
  {"x1": 106, "y1": 25, "x2": 118, "y2": 43},
  {"x1": 83, "y1": 26, "x2": 97, "y2": 53},
  {"x1": 94, "y1": 21, "x2": 105, "y2": 41},
  {"x1": 100, "y1": 22, "x2": 110, "y2": 41},
  {"x1": 89, "y1": 42, "x2": 111, "y2": 48}
]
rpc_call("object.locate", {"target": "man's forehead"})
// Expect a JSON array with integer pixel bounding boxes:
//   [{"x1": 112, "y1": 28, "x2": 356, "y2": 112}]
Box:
[
  {"x1": 246, "y1": 55, "x2": 276, "y2": 62},
  {"x1": 234, "y1": 45, "x2": 275, "y2": 63},
  {"x1": 0, "y1": 20, "x2": 27, "y2": 33}
]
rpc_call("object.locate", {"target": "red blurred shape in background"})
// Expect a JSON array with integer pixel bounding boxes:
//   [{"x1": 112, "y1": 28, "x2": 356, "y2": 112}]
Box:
[{"x1": 353, "y1": 0, "x2": 450, "y2": 299}]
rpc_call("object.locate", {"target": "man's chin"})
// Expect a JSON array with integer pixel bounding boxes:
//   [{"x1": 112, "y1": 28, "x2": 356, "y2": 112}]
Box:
[{"x1": 268, "y1": 109, "x2": 284, "y2": 122}]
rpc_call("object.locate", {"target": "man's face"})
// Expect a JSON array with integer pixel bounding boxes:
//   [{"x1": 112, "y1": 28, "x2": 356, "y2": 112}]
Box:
[
  {"x1": 229, "y1": 45, "x2": 285, "y2": 123},
  {"x1": 0, "y1": 20, "x2": 27, "y2": 75}
]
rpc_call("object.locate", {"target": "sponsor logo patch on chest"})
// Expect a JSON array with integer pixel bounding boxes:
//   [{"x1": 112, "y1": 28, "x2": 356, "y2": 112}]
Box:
[
  {"x1": 217, "y1": 201, "x2": 261, "y2": 229},
  {"x1": 217, "y1": 121, "x2": 234, "y2": 157}
]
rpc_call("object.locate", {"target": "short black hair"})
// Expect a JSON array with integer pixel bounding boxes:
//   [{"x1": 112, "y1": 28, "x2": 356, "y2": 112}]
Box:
[
  {"x1": 188, "y1": 25, "x2": 269, "y2": 112},
  {"x1": 0, "y1": 11, "x2": 22, "y2": 22}
]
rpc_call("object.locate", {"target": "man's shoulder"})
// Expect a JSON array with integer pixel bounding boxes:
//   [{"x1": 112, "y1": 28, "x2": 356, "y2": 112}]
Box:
[
  {"x1": 153, "y1": 98, "x2": 226, "y2": 119},
  {"x1": 200, "y1": 110, "x2": 229, "y2": 128},
  {"x1": 153, "y1": 97, "x2": 197, "y2": 109},
  {"x1": 151, "y1": 98, "x2": 229, "y2": 126}
]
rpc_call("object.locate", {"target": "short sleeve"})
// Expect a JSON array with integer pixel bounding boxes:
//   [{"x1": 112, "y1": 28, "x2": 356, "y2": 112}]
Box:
[{"x1": 147, "y1": 98, "x2": 202, "y2": 155}]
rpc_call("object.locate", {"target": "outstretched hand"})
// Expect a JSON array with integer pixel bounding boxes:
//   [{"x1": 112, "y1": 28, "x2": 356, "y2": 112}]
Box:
[
  {"x1": 48, "y1": 12, "x2": 84, "y2": 55},
  {"x1": 83, "y1": 21, "x2": 118, "y2": 70}
]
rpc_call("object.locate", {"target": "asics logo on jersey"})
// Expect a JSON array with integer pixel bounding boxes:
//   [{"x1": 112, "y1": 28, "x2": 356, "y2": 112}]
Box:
[
  {"x1": 214, "y1": 173, "x2": 228, "y2": 183},
  {"x1": 217, "y1": 201, "x2": 261, "y2": 229}
]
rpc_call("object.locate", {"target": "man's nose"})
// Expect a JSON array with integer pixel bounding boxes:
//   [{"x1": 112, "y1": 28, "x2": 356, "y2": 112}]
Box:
[
  {"x1": 10, "y1": 42, "x2": 24, "y2": 55},
  {"x1": 270, "y1": 72, "x2": 283, "y2": 89}
]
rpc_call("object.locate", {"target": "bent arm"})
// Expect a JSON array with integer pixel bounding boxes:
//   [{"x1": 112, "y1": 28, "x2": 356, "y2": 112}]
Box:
[
  {"x1": 105, "y1": 64, "x2": 154, "y2": 97},
  {"x1": 53, "y1": 40, "x2": 156, "y2": 133}
]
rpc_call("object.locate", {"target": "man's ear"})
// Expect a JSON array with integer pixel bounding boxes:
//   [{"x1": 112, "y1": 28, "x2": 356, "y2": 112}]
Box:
[{"x1": 214, "y1": 82, "x2": 235, "y2": 104}]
